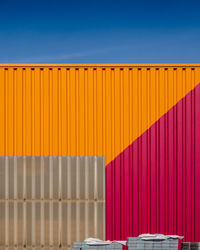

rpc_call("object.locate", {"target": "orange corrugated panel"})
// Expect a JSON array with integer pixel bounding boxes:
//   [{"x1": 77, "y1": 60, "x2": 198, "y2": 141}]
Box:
[{"x1": 0, "y1": 65, "x2": 199, "y2": 163}]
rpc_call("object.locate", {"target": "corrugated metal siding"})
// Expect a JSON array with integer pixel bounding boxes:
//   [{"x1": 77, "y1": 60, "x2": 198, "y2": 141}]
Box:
[
  {"x1": 0, "y1": 66, "x2": 200, "y2": 165},
  {"x1": 0, "y1": 65, "x2": 200, "y2": 244},
  {"x1": 0, "y1": 156, "x2": 105, "y2": 249},
  {"x1": 106, "y1": 82, "x2": 200, "y2": 242}
]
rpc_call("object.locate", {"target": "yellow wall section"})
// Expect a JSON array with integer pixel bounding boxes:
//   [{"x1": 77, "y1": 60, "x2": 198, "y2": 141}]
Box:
[{"x1": 0, "y1": 65, "x2": 200, "y2": 165}]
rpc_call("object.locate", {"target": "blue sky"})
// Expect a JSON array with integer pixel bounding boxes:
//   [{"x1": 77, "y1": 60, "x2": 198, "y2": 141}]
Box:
[{"x1": 0, "y1": 0, "x2": 200, "y2": 63}]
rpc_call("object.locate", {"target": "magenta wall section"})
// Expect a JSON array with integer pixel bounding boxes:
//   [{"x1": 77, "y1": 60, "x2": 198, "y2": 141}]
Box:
[{"x1": 106, "y1": 83, "x2": 200, "y2": 242}]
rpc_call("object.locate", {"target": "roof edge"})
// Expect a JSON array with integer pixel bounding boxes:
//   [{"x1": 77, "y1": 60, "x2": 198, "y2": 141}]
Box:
[{"x1": 0, "y1": 64, "x2": 200, "y2": 67}]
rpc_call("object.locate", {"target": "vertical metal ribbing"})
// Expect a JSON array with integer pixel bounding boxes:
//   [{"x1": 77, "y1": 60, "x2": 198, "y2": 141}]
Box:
[
  {"x1": 49, "y1": 202, "x2": 53, "y2": 247},
  {"x1": 40, "y1": 157, "x2": 44, "y2": 247},
  {"x1": 5, "y1": 201, "x2": 9, "y2": 246},
  {"x1": 67, "y1": 157, "x2": 71, "y2": 200},
  {"x1": 102, "y1": 157, "x2": 106, "y2": 240},
  {"x1": 0, "y1": 156, "x2": 105, "y2": 248},
  {"x1": 58, "y1": 201, "x2": 62, "y2": 247},
  {"x1": 85, "y1": 157, "x2": 89, "y2": 199},
  {"x1": 84, "y1": 157, "x2": 89, "y2": 239},
  {"x1": 49, "y1": 157, "x2": 53, "y2": 200},
  {"x1": 31, "y1": 157, "x2": 35, "y2": 247},
  {"x1": 23, "y1": 202, "x2": 26, "y2": 247},
  {"x1": 76, "y1": 157, "x2": 80, "y2": 242},
  {"x1": 103, "y1": 202, "x2": 106, "y2": 240},
  {"x1": 58, "y1": 157, "x2": 62, "y2": 199},
  {"x1": 31, "y1": 201, "x2": 35, "y2": 247},
  {"x1": 76, "y1": 201, "x2": 80, "y2": 242},
  {"x1": 5, "y1": 156, "x2": 9, "y2": 200},
  {"x1": 58, "y1": 156, "x2": 62, "y2": 247},
  {"x1": 5, "y1": 157, "x2": 9, "y2": 247},
  {"x1": 14, "y1": 201, "x2": 18, "y2": 246},
  {"x1": 94, "y1": 202, "x2": 98, "y2": 238},
  {"x1": 94, "y1": 157, "x2": 98, "y2": 237},
  {"x1": 76, "y1": 157, "x2": 80, "y2": 200},
  {"x1": 22, "y1": 157, "x2": 26, "y2": 248},
  {"x1": 66, "y1": 157, "x2": 71, "y2": 248},
  {"x1": 1, "y1": 65, "x2": 200, "y2": 245},
  {"x1": 23, "y1": 157, "x2": 26, "y2": 200},
  {"x1": 14, "y1": 156, "x2": 17, "y2": 199},
  {"x1": 67, "y1": 202, "x2": 71, "y2": 248},
  {"x1": 40, "y1": 201, "x2": 44, "y2": 247},
  {"x1": 40, "y1": 157, "x2": 44, "y2": 199},
  {"x1": 94, "y1": 156, "x2": 98, "y2": 200},
  {"x1": 49, "y1": 157, "x2": 53, "y2": 247},
  {"x1": 14, "y1": 157, "x2": 18, "y2": 246},
  {"x1": 84, "y1": 202, "x2": 89, "y2": 239}
]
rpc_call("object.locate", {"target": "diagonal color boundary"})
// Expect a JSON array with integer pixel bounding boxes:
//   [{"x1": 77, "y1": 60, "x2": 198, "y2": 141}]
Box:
[{"x1": 106, "y1": 82, "x2": 200, "y2": 242}]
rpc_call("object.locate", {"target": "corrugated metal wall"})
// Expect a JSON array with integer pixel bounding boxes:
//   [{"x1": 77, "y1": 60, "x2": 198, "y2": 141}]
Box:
[
  {"x1": 0, "y1": 156, "x2": 105, "y2": 249},
  {"x1": 0, "y1": 65, "x2": 199, "y2": 163},
  {"x1": 106, "y1": 82, "x2": 200, "y2": 242},
  {"x1": 0, "y1": 64, "x2": 200, "y2": 244}
]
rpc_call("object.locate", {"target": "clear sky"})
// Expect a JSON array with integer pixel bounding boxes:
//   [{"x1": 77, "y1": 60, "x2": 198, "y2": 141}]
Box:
[{"x1": 0, "y1": 0, "x2": 200, "y2": 63}]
